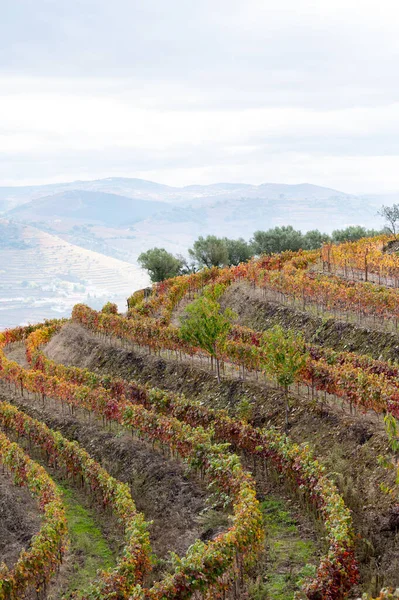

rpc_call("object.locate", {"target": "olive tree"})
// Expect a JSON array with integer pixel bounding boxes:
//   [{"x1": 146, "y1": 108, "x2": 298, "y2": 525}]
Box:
[{"x1": 138, "y1": 247, "x2": 184, "y2": 282}]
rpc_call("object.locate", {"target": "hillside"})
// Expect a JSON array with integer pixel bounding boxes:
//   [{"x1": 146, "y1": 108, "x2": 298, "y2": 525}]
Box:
[
  {"x1": 0, "y1": 219, "x2": 149, "y2": 327},
  {"x1": 0, "y1": 177, "x2": 175, "y2": 213},
  {"x1": 1, "y1": 178, "x2": 390, "y2": 273},
  {"x1": 0, "y1": 178, "x2": 356, "y2": 213},
  {"x1": 130, "y1": 189, "x2": 375, "y2": 245},
  {"x1": 3, "y1": 237, "x2": 399, "y2": 598},
  {"x1": 7, "y1": 189, "x2": 166, "y2": 228}
]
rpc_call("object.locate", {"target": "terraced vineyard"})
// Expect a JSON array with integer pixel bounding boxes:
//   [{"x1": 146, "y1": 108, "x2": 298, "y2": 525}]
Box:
[
  {"x1": 0, "y1": 220, "x2": 149, "y2": 327},
  {"x1": 3, "y1": 237, "x2": 399, "y2": 598}
]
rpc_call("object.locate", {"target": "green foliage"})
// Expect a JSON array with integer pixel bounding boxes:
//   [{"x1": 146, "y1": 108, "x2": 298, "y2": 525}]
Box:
[
  {"x1": 188, "y1": 235, "x2": 229, "y2": 268},
  {"x1": 58, "y1": 483, "x2": 115, "y2": 596},
  {"x1": 252, "y1": 225, "x2": 383, "y2": 256},
  {"x1": 261, "y1": 325, "x2": 308, "y2": 389},
  {"x1": 138, "y1": 247, "x2": 184, "y2": 282},
  {"x1": 261, "y1": 326, "x2": 308, "y2": 429},
  {"x1": 331, "y1": 225, "x2": 383, "y2": 243},
  {"x1": 384, "y1": 413, "x2": 399, "y2": 456},
  {"x1": 251, "y1": 225, "x2": 329, "y2": 254},
  {"x1": 203, "y1": 282, "x2": 226, "y2": 301},
  {"x1": 249, "y1": 496, "x2": 317, "y2": 600},
  {"x1": 188, "y1": 229, "x2": 333, "y2": 267},
  {"x1": 252, "y1": 226, "x2": 304, "y2": 255},
  {"x1": 223, "y1": 237, "x2": 253, "y2": 265},
  {"x1": 186, "y1": 235, "x2": 252, "y2": 269},
  {"x1": 302, "y1": 229, "x2": 330, "y2": 250},
  {"x1": 379, "y1": 414, "x2": 399, "y2": 494},
  {"x1": 179, "y1": 295, "x2": 236, "y2": 358},
  {"x1": 235, "y1": 397, "x2": 254, "y2": 422}
]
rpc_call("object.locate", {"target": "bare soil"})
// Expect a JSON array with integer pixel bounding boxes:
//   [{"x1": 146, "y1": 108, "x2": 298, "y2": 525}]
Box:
[
  {"x1": 5, "y1": 341, "x2": 29, "y2": 368},
  {"x1": 0, "y1": 381, "x2": 210, "y2": 584},
  {"x1": 0, "y1": 468, "x2": 41, "y2": 569},
  {"x1": 45, "y1": 322, "x2": 399, "y2": 596},
  {"x1": 220, "y1": 281, "x2": 399, "y2": 362}
]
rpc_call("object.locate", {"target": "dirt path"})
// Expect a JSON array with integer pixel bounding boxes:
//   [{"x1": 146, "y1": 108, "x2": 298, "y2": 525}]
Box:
[
  {"x1": 0, "y1": 381, "x2": 210, "y2": 585},
  {"x1": 4, "y1": 331, "x2": 324, "y2": 598},
  {"x1": 46, "y1": 481, "x2": 117, "y2": 600},
  {"x1": 44, "y1": 322, "x2": 399, "y2": 595},
  {"x1": 0, "y1": 468, "x2": 41, "y2": 570}
]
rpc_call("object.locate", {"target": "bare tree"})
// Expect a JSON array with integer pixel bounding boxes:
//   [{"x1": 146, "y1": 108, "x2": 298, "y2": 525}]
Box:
[{"x1": 378, "y1": 204, "x2": 399, "y2": 237}]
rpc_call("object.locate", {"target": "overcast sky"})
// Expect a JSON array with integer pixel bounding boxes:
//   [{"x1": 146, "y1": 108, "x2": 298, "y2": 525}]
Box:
[{"x1": 1, "y1": 0, "x2": 399, "y2": 193}]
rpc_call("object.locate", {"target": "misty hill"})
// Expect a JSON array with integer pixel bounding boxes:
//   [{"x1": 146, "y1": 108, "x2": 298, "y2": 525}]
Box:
[
  {"x1": 125, "y1": 186, "x2": 381, "y2": 247},
  {"x1": 0, "y1": 177, "x2": 174, "y2": 213},
  {"x1": 7, "y1": 190, "x2": 166, "y2": 227},
  {"x1": 179, "y1": 182, "x2": 351, "y2": 202},
  {"x1": 0, "y1": 177, "x2": 368, "y2": 213},
  {"x1": 0, "y1": 219, "x2": 149, "y2": 328},
  {"x1": 1, "y1": 178, "x2": 389, "y2": 266},
  {"x1": 0, "y1": 176, "x2": 394, "y2": 327}
]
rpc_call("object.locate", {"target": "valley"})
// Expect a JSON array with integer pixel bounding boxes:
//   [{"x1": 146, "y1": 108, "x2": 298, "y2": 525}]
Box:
[
  {"x1": 2, "y1": 236, "x2": 399, "y2": 598},
  {"x1": 0, "y1": 176, "x2": 393, "y2": 327}
]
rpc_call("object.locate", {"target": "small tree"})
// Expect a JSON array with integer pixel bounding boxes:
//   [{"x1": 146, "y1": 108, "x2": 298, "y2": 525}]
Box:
[
  {"x1": 179, "y1": 295, "x2": 236, "y2": 382},
  {"x1": 251, "y1": 225, "x2": 304, "y2": 255},
  {"x1": 378, "y1": 414, "x2": 399, "y2": 496},
  {"x1": 331, "y1": 225, "x2": 382, "y2": 243},
  {"x1": 188, "y1": 235, "x2": 229, "y2": 268},
  {"x1": 378, "y1": 204, "x2": 399, "y2": 237},
  {"x1": 302, "y1": 229, "x2": 331, "y2": 250},
  {"x1": 138, "y1": 247, "x2": 183, "y2": 282},
  {"x1": 261, "y1": 326, "x2": 308, "y2": 430},
  {"x1": 223, "y1": 237, "x2": 253, "y2": 265}
]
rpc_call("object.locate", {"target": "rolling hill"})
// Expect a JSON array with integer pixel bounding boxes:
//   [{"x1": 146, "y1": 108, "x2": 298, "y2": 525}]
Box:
[
  {"x1": 2, "y1": 178, "x2": 388, "y2": 261},
  {"x1": 7, "y1": 189, "x2": 166, "y2": 228},
  {"x1": 0, "y1": 177, "x2": 395, "y2": 326},
  {"x1": 0, "y1": 177, "x2": 175, "y2": 213},
  {"x1": 0, "y1": 219, "x2": 149, "y2": 328}
]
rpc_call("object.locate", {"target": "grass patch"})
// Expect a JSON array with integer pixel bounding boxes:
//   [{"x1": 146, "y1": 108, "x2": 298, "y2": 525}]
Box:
[
  {"x1": 249, "y1": 495, "x2": 317, "y2": 600},
  {"x1": 57, "y1": 483, "x2": 116, "y2": 595}
]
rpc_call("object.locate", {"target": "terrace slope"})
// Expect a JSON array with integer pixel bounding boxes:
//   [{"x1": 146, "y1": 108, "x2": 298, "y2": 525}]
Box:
[
  {"x1": 0, "y1": 220, "x2": 148, "y2": 327},
  {"x1": 219, "y1": 281, "x2": 399, "y2": 362},
  {"x1": 46, "y1": 321, "x2": 399, "y2": 594}
]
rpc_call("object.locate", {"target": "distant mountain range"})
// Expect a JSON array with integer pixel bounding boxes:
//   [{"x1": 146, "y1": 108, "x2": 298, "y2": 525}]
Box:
[
  {"x1": 0, "y1": 219, "x2": 149, "y2": 328},
  {"x1": 0, "y1": 176, "x2": 397, "y2": 327},
  {"x1": 0, "y1": 178, "x2": 173, "y2": 212},
  {"x1": 8, "y1": 190, "x2": 166, "y2": 227},
  {"x1": 0, "y1": 177, "x2": 393, "y2": 235}
]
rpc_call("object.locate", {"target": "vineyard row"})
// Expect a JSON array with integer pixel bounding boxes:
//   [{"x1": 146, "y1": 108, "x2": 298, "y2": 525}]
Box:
[
  {"x1": 25, "y1": 322, "x2": 358, "y2": 600},
  {"x1": 0, "y1": 324, "x2": 263, "y2": 600}
]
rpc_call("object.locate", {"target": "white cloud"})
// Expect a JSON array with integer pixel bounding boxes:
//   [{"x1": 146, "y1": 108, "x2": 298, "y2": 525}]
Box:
[
  {"x1": 1, "y1": 1, "x2": 399, "y2": 192},
  {"x1": 133, "y1": 154, "x2": 399, "y2": 195},
  {"x1": 2, "y1": 83, "x2": 399, "y2": 151}
]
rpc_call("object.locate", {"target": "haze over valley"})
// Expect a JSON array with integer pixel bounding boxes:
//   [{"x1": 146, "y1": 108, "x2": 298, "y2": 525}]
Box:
[{"x1": 0, "y1": 175, "x2": 393, "y2": 327}]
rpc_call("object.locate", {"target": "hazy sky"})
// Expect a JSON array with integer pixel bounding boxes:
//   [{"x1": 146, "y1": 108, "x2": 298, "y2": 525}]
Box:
[{"x1": 2, "y1": 0, "x2": 399, "y2": 193}]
